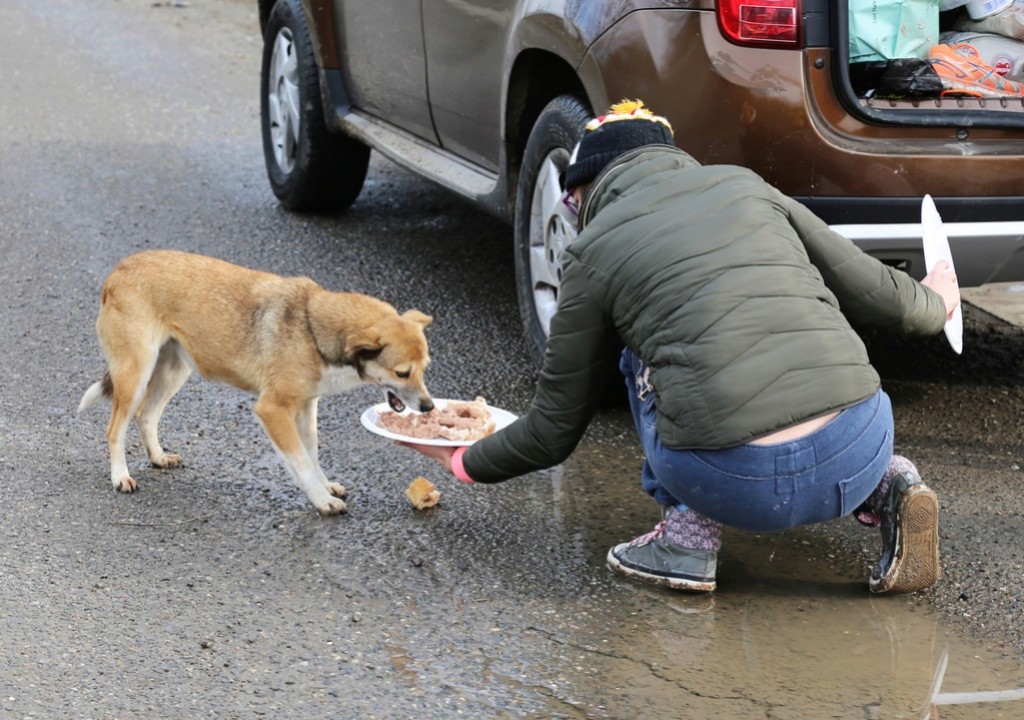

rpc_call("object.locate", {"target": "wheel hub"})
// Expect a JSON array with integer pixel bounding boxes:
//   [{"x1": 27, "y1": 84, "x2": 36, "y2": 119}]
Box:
[
  {"x1": 267, "y1": 28, "x2": 299, "y2": 174},
  {"x1": 528, "y1": 149, "x2": 577, "y2": 335}
]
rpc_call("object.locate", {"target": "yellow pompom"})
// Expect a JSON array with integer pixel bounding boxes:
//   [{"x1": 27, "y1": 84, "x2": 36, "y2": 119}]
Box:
[
  {"x1": 590, "y1": 98, "x2": 673, "y2": 133},
  {"x1": 608, "y1": 99, "x2": 648, "y2": 116}
]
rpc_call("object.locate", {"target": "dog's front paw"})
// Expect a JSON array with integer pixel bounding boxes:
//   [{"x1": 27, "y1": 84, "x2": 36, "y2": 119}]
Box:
[
  {"x1": 326, "y1": 482, "x2": 347, "y2": 499},
  {"x1": 316, "y1": 497, "x2": 348, "y2": 516},
  {"x1": 151, "y1": 453, "x2": 182, "y2": 469},
  {"x1": 113, "y1": 476, "x2": 138, "y2": 493}
]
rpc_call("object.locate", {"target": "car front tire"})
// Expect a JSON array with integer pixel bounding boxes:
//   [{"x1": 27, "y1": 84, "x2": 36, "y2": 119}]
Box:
[
  {"x1": 514, "y1": 95, "x2": 592, "y2": 366},
  {"x1": 260, "y1": 0, "x2": 369, "y2": 212}
]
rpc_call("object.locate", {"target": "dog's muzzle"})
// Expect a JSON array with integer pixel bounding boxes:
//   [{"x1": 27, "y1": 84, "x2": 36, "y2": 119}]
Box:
[{"x1": 386, "y1": 390, "x2": 433, "y2": 414}]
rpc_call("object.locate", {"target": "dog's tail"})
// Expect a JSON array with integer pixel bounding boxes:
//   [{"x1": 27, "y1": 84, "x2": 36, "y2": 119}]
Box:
[{"x1": 78, "y1": 372, "x2": 113, "y2": 413}]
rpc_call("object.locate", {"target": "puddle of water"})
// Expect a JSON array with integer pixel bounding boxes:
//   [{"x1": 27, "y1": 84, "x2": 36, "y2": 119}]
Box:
[
  {"x1": 491, "y1": 434, "x2": 1024, "y2": 719},
  {"x1": 298, "y1": 410, "x2": 1023, "y2": 719}
]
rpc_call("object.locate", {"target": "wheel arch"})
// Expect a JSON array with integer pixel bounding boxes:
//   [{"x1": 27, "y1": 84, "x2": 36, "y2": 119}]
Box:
[{"x1": 504, "y1": 50, "x2": 590, "y2": 212}]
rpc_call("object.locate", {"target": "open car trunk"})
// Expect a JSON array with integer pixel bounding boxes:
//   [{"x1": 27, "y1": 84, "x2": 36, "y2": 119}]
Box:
[{"x1": 840, "y1": 1, "x2": 1024, "y2": 129}]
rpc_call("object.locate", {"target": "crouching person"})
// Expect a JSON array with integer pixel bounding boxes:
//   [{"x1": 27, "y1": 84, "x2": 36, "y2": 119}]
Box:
[{"x1": 401, "y1": 100, "x2": 959, "y2": 594}]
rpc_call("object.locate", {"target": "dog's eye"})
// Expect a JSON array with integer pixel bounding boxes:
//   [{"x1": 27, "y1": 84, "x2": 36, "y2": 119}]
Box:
[{"x1": 396, "y1": 370, "x2": 411, "y2": 379}]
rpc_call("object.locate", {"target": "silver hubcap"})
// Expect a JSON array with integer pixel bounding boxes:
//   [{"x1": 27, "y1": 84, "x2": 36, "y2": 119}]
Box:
[
  {"x1": 267, "y1": 28, "x2": 300, "y2": 174},
  {"x1": 528, "y1": 148, "x2": 577, "y2": 336}
]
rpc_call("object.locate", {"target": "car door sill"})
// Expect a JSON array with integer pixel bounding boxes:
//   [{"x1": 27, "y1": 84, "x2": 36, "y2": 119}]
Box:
[{"x1": 338, "y1": 111, "x2": 506, "y2": 216}]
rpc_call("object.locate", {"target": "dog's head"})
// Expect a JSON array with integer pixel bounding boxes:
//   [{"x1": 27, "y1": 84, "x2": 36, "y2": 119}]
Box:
[{"x1": 346, "y1": 309, "x2": 434, "y2": 413}]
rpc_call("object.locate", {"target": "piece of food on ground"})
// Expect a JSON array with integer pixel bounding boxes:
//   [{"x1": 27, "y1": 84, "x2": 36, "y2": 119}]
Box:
[
  {"x1": 378, "y1": 396, "x2": 496, "y2": 442},
  {"x1": 406, "y1": 477, "x2": 441, "y2": 510}
]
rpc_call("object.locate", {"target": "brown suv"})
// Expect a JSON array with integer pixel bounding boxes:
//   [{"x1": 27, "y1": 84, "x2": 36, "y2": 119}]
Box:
[{"x1": 257, "y1": 0, "x2": 1024, "y2": 364}]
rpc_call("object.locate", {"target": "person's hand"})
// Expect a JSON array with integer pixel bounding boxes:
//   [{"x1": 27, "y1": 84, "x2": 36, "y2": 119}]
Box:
[
  {"x1": 921, "y1": 259, "x2": 960, "y2": 320},
  {"x1": 395, "y1": 441, "x2": 457, "y2": 474}
]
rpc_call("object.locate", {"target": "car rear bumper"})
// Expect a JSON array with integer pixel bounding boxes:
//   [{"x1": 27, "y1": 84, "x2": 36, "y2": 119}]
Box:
[{"x1": 833, "y1": 220, "x2": 1024, "y2": 286}]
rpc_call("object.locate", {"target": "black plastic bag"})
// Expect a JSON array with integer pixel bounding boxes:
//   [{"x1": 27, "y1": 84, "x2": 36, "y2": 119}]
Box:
[
  {"x1": 850, "y1": 58, "x2": 944, "y2": 99},
  {"x1": 874, "y1": 58, "x2": 944, "y2": 99}
]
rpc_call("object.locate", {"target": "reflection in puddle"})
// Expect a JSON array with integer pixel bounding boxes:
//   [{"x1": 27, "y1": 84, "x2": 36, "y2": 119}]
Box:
[
  {"x1": 927, "y1": 649, "x2": 1024, "y2": 716},
  {"x1": 357, "y1": 414, "x2": 1024, "y2": 718},
  {"x1": 517, "y1": 574, "x2": 1024, "y2": 718},
  {"x1": 498, "y1": 435, "x2": 1024, "y2": 719}
]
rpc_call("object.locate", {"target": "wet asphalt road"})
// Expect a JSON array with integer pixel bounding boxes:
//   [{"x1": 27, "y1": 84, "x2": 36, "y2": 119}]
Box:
[{"x1": 2, "y1": 1, "x2": 1024, "y2": 718}]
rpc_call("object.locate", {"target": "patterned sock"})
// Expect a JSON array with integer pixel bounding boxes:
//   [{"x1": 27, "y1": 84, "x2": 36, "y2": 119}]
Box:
[
  {"x1": 854, "y1": 455, "x2": 919, "y2": 527},
  {"x1": 664, "y1": 508, "x2": 722, "y2": 551}
]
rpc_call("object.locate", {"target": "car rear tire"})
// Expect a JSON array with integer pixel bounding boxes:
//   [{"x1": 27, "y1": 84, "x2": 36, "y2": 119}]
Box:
[
  {"x1": 514, "y1": 95, "x2": 592, "y2": 366},
  {"x1": 260, "y1": 0, "x2": 369, "y2": 212}
]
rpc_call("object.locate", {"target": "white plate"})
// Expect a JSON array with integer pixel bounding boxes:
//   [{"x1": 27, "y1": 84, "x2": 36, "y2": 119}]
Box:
[
  {"x1": 360, "y1": 398, "x2": 518, "y2": 447},
  {"x1": 921, "y1": 194, "x2": 963, "y2": 355}
]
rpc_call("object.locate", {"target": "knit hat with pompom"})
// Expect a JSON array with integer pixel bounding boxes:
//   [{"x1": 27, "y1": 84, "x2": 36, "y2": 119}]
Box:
[{"x1": 563, "y1": 99, "x2": 674, "y2": 191}]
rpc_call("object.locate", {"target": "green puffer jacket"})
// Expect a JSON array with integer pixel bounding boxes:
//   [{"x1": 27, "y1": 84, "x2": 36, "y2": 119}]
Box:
[{"x1": 464, "y1": 146, "x2": 947, "y2": 483}]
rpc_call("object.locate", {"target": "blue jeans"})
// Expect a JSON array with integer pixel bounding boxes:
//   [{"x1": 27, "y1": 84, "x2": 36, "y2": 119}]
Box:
[{"x1": 620, "y1": 349, "x2": 893, "y2": 532}]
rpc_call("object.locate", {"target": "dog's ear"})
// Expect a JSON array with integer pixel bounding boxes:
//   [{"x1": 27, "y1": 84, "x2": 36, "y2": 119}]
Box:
[
  {"x1": 402, "y1": 309, "x2": 433, "y2": 329},
  {"x1": 344, "y1": 329, "x2": 384, "y2": 364}
]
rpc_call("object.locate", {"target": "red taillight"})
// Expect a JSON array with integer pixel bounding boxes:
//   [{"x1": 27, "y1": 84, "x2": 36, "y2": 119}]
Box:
[{"x1": 718, "y1": 0, "x2": 801, "y2": 48}]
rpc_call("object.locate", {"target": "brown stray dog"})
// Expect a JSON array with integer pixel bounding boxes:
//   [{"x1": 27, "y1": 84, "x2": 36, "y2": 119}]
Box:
[{"x1": 78, "y1": 250, "x2": 434, "y2": 515}]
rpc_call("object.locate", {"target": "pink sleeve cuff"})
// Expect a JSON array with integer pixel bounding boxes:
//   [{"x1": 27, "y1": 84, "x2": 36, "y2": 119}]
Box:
[{"x1": 451, "y1": 446, "x2": 474, "y2": 484}]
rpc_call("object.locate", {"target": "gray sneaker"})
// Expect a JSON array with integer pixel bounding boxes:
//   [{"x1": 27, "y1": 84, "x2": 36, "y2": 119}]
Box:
[
  {"x1": 870, "y1": 470, "x2": 941, "y2": 594},
  {"x1": 607, "y1": 518, "x2": 717, "y2": 592}
]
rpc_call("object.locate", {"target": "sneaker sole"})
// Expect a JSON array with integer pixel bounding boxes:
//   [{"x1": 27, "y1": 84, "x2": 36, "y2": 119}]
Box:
[
  {"x1": 870, "y1": 484, "x2": 941, "y2": 594},
  {"x1": 606, "y1": 546, "x2": 717, "y2": 593}
]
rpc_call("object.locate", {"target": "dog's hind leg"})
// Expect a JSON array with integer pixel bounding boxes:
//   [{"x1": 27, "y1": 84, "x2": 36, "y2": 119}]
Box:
[
  {"x1": 104, "y1": 345, "x2": 162, "y2": 493},
  {"x1": 135, "y1": 340, "x2": 191, "y2": 470},
  {"x1": 296, "y1": 398, "x2": 347, "y2": 500},
  {"x1": 255, "y1": 394, "x2": 347, "y2": 515}
]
